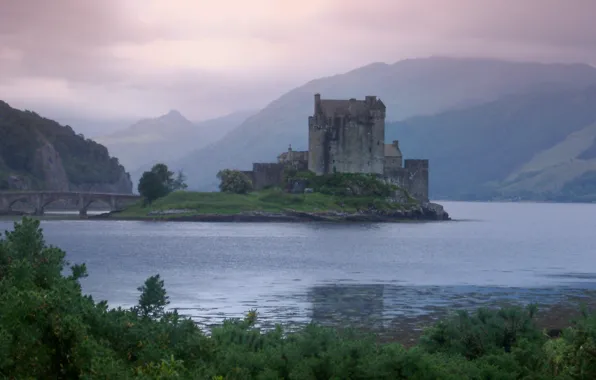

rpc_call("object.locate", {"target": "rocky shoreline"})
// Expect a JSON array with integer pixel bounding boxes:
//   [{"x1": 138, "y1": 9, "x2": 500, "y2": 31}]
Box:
[{"x1": 95, "y1": 202, "x2": 450, "y2": 222}]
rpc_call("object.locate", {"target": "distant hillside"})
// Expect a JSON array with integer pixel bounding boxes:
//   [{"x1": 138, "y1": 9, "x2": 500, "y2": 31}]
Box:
[
  {"x1": 96, "y1": 109, "x2": 255, "y2": 180},
  {"x1": 386, "y1": 85, "x2": 596, "y2": 201},
  {"x1": 0, "y1": 101, "x2": 132, "y2": 193},
  {"x1": 172, "y1": 57, "x2": 596, "y2": 191}
]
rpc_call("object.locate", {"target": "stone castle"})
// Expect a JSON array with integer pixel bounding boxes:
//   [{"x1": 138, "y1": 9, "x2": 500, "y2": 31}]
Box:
[{"x1": 241, "y1": 94, "x2": 429, "y2": 202}]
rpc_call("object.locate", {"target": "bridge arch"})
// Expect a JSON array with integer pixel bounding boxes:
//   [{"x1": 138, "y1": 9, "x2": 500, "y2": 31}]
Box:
[
  {"x1": 0, "y1": 191, "x2": 142, "y2": 217},
  {"x1": 6, "y1": 196, "x2": 39, "y2": 214}
]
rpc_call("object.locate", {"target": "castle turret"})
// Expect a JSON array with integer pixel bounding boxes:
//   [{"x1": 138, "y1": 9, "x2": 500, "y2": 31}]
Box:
[{"x1": 314, "y1": 93, "x2": 321, "y2": 115}]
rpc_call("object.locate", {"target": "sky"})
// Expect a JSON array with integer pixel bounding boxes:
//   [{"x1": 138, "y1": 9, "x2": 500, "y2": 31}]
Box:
[{"x1": 1, "y1": 0, "x2": 596, "y2": 125}]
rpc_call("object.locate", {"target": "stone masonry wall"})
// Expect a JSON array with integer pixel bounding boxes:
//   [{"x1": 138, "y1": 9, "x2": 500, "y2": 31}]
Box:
[
  {"x1": 251, "y1": 163, "x2": 285, "y2": 190},
  {"x1": 308, "y1": 110, "x2": 385, "y2": 175},
  {"x1": 384, "y1": 159, "x2": 429, "y2": 202}
]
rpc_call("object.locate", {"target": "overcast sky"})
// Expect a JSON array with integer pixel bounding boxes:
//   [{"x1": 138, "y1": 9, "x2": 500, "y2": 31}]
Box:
[{"x1": 1, "y1": 0, "x2": 596, "y2": 123}]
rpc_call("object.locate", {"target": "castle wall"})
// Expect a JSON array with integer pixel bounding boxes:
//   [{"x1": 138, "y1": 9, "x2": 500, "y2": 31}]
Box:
[
  {"x1": 308, "y1": 116, "x2": 327, "y2": 174},
  {"x1": 384, "y1": 159, "x2": 429, "y2": 202},
  {"x1": 308, "y1": 112, "x2": 385, "y2": 175},
  {"x1": 278, "y1": 150, "x2": 308, "y2": 171},
  {"x1": 384, "y1": 140, "x2": 403, "y2": 170},
  {"x1": 251, "y1": 163, "x2": 285, "y2": 190},
  {"x1": 384, "y1": 157, "x2": 402, "y2": 171}
]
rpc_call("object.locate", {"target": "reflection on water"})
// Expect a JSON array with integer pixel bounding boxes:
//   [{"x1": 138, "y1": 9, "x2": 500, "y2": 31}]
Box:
[
  {"x1": 306, "y1": 283, "x2": 596, "y2": 333},
  {"x1": 309, "y1": 284, "x2": 385, "y2": 327}
]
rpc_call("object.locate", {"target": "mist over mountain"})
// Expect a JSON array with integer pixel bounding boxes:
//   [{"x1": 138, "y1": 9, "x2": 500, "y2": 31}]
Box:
[
  {"x1": 387, "y1": 85, "x2": 596, "y2": 200},
  {"x1": 96, "y1": 109, "x2": 255, "y2": 180},
  {"x1": 172, "y1": 57, "x2": 596, "y2": 195},
  {"x1": 53, "y1": 117, "x2": 137, "y2": 139}
]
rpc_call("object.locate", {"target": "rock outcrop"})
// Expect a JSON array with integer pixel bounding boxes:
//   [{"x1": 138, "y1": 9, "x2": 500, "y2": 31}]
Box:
[{"x1": 33, "y1": 141, "x2": 70, "y2": 192}]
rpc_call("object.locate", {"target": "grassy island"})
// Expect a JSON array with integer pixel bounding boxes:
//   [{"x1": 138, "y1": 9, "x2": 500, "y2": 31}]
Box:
[
  {"x1": 110, "y1": 169, "x2": 449, "y2": 222},
  {"x1": 113, "y1": 189, "x2": 417, "y2": 219}
]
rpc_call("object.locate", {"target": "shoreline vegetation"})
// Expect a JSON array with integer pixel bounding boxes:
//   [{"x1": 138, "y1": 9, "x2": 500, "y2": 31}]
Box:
[
  {"x1": 2, "y1": 217, "x2": 596, "y2": 378},
  {"x1": 95, "y1": 189, "x2": 451, "y2": 222}
]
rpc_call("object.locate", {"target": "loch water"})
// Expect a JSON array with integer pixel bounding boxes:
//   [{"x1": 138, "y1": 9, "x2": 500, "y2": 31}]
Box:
[{"x1": 2, "y1": 201, "x2": 595, "y2": 330}]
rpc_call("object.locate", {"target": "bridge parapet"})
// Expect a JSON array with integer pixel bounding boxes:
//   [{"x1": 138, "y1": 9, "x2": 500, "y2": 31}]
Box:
[{"x1": 0, "y1": 191, "x2": 141, "y2": 216}]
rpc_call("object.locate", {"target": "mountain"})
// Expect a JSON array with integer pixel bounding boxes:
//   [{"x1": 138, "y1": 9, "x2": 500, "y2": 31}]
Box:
[
  {"x1": 96, "y1": 109, "x2": 255, "y2": 180},
  {"x1": 55, "y1": 116, "x2": 137, "y2": 138},
  {"x1": 0, "y1": 101, "x2": 132, "y2": 193},
  {"x1": 385, "y1": 85, "x2": 596, "y2": 201},
  {"x1": 172, "y1": 57, "x2": 596, "y2": 191}
]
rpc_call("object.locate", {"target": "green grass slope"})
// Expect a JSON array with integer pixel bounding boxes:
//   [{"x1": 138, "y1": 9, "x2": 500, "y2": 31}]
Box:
[{"x1": 116, "y1": 189, "x2": 414, "y2": 219}]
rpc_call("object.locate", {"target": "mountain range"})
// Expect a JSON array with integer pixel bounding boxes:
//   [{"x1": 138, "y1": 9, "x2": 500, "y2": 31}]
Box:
[
  {"x1": 167, "y1": 57, "x2": 596, "y2": 200},
  {"x1": 386, "y1": 85, "x2": 596, "y2": 200},
  {"x1": 95, "y1": 109, "x2": 255, "y2": 186},
  {"x1": 7, "y1": 56, "x2": 596, "y2": 201}
]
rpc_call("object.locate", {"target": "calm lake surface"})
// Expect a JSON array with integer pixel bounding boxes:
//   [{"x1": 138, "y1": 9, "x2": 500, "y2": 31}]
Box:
[{"x1": 2, "y1": 201, "x2": 596, "y2": 330}]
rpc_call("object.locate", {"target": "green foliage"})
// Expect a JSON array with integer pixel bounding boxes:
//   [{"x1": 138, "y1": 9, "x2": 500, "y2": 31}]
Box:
[
  {"x1": 0, "y1": 100, "x2": 127, "y2": 188},
  {"x1": 4, "y1": 217, "x2": 596, "y2": 378},
  {"x1": 138, "y1": 164, "x2": 188, "y2": 203},
  {"x1": 138, "y1": 171, "x2": 170, "y2": 203},
  {"x1": 136, "y1": 275, "x2": 170, "y2": 319},
  {"x1": 287, "y1": 171, "x2": 398, "y2": 197},
  {"x1": 420, "y1": 305, "x2": 543, "y2": 359},
  {"x1": 217, "y1": 169, "x2": 254, "y2": 194},
  {"x1": 172, "y1": 171, "x2": 188, "y2": 191}
]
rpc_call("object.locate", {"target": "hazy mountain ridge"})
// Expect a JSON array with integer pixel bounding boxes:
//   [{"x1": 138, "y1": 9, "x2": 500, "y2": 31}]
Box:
[
  {"x1": 173, "y1": 57, "x2": 596, "y2": 193},
  {"x1": 97, "y1": 109, "x2": 256, "y2": 182},
  {"x1": 386, "y1": 85, "x2": 596, "y2": 200}
]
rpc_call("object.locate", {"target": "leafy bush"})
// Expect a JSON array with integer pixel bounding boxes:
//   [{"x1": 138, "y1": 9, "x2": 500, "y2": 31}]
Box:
[
  {"x1": 217, "y1": 169, "x2": 254, "y2": 194},
  {"x1": 287, "y1": 171, "x2": 398, "y2": 197},
  {"x1": 3, "y1": 217, "x2": 596, "y2": 379}
]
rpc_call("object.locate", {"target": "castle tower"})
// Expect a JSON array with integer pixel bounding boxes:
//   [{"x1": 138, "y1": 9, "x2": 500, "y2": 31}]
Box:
[{"x1": 308, "y1": 94, "x2": 386, "y2": 175}]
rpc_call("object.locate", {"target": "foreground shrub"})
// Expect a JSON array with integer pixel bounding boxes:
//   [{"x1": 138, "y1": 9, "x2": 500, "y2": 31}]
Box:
[{"x1": 2, "y1": 217, "x2": 596, "y2": 379}]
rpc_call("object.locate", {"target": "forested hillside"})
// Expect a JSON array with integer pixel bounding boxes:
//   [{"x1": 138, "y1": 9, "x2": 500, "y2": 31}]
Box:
[{"x1": 0, "y1": 100, "x2": 132, "y2": 193}]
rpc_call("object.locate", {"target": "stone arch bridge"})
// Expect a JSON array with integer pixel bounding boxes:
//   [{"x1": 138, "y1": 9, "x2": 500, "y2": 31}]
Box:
[{"x1": 0, "y1": 191, "x2": 141, "y2": 216}]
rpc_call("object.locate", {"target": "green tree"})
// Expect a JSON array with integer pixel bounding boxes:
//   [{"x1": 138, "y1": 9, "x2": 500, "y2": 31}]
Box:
[
  {"x1": 138, "y1": 164, "x2": 187, "y2": 203},
  {"x1": 151, "y1": 163, "x2": 174, "y2": 189},
  {"x1": 171, "y1": 170, "x2": 188, "y2": 191},
  {"x1": 216, "y1": 169, "x2": 253, "y2": 194},
  {"x1": 135, "y1": 274, "x2": 170, "y2": 319},
  {"x1": 138, "y1": 170, "x2": 169, "y2": 203}
]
